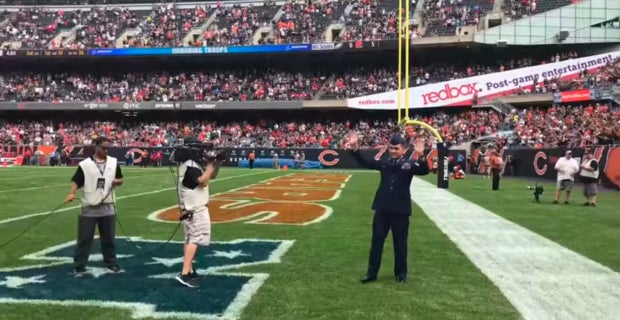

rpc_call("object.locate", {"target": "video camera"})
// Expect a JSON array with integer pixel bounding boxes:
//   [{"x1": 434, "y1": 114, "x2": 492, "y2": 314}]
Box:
[
  {"x1": 526, "y1": 183, "x2": 544, "y2": 203},
  {"x1": 170, "y1": 138, "x2": 227, "y2": 165}
]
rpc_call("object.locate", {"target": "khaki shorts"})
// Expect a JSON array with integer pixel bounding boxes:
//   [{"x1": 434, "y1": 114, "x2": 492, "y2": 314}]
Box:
[
  {"x1": 182, "y1": 207, "x2": 211, "y2": 246},
  {"x1": 583, "y1": 182, "x2": 598, "y2": 197},
  {"x1": 557, "y1": 179, "x2": 574, "y2": 191}
]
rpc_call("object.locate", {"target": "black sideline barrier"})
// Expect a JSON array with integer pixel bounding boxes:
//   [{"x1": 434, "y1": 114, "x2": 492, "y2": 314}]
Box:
[
  {"x1": 1, "y1": 145, "x2": 465, "y2": 176},
  {"x1": 59, "y1": 146, "x2": 466, "y2": 171},
  {"x1": 14, "y1": 144, "x2": 620, "y2": 190},
  {"x1": 502, "y1": 146, "x2": 620, "y2": 189}
]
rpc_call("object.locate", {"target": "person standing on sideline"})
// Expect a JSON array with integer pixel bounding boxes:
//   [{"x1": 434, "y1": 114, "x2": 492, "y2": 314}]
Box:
[
  {"x1": 248, "y1": 150, "x2": 255, "y2": 169},
  {"x1": 490, "y1": 149, "x2": 504, "y2": 190},
  {"x1": 553, "y1": 150, "x2": 580, "y2": 204},
  {"x1": 579, "y1": 150, "x2": 599, "y2": 207},
  {"x1": 347, "y1": 132, "x2": 429, "y2": 284},
  {"x1": 65, "y1": 136, "x2": 124, "y2": 277}
]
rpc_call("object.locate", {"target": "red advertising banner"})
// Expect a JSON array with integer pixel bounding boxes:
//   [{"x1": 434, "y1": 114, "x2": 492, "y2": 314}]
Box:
[{"x1": 560, "y1": 89, "x2": 592, "y2": 102}]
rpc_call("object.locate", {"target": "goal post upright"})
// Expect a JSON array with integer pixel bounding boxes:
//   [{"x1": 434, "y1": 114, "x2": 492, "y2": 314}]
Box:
[{"x1": 396, "y1": 0, "x2": 449, "y2": 189}]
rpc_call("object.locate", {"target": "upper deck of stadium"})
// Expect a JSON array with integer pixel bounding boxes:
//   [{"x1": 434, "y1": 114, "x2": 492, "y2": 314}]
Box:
[{"x1": 0, "y1": 0, "x2": 586, "y2": 49}]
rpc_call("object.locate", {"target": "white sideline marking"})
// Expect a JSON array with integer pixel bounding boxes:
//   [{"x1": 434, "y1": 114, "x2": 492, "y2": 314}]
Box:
[
  {"x1": 0, "y1": 184, "x2": 66, "y2": 193},
  {"x1": 411, "y1": 177, "x2": 620, "y2": 320},
  {"x1": 0, "y1": 173, "x2": 173, "y2": 194},
  {"x1": 0, "y1": 170, "x2": 272, "y2": 226}
]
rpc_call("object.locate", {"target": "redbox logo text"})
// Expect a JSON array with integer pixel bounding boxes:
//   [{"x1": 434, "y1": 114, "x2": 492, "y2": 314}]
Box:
[{"x1": 422, "y1": 83, "x2": 479, "y2": 105}]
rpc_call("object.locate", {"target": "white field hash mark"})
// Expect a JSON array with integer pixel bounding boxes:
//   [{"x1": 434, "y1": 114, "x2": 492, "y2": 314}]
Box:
[{"x1": 411, "y1": 177, "x2": 620, "y2": 320}]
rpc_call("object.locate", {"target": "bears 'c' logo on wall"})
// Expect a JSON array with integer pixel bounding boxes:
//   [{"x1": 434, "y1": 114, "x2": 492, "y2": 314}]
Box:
[
  {"x1": 533, "y1": 151, "x2": 548, "y2": 176},
  {"x1": 127, "y1": 148, "x2": 146, "y2": 164},
  {"x1": 318, "y1": 150, "x2": 339, "y2": 166},
  {"x1": 603, "y1": 147, "x2": 620, "y2": 188}
]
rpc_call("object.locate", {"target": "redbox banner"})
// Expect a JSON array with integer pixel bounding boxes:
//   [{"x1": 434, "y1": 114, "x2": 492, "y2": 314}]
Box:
[
  {"x1": 558, "y1": 89, "x2": 593, "y2": 103},
  {"x1": 347, "y1": 51, "x2": 620, "y2": 110}
]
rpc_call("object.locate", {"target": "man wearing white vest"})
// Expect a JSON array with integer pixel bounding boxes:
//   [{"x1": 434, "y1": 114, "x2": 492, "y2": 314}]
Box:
[
  {"x1": 65, "y1": 137, "x2": 124, "y2": 277},
  {"x1": 553, "y1": 150, "x2": 580, "y2": 204},
  {"x1": 579, "y1": 150, "x2": 599, "y2": 207},
  {"x1": 175, "y1": 137, "x2": 221, "y2": 288}
]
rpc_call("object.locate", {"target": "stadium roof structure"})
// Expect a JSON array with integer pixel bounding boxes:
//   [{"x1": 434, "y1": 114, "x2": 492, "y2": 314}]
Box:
[{"x1": 475, "y1": 0, "x2": 620, "y2": 45}]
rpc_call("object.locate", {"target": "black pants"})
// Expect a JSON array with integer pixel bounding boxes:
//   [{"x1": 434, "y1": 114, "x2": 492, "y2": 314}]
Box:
[
  {"x1": 367, "y1": 211, "x2": 410, "y2": 278},
  {"x1": 249, "y1": 159, "x2": 254, "y2": 169},
  {"x1": 492, "y1": 168, "x2": 501, "y2": 190},
  {"x1": 73, "y1": 215, "x2": 117, "y2": 269}
]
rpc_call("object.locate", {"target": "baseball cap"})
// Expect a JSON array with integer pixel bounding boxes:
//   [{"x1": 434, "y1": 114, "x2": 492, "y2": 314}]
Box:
[{"x1": 389, "y1": 135, "x2": 407, "y2": 147}]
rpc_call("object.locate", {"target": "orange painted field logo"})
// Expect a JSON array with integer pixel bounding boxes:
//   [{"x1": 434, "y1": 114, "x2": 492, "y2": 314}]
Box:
[{"x1": 149, "y1": 173, "x2": 351, "y2": 225}]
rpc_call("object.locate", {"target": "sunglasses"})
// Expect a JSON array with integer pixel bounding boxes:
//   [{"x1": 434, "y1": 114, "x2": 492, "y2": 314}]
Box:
[{"x1": 98, "y1": 146, "x2": 110, "y2": 151}]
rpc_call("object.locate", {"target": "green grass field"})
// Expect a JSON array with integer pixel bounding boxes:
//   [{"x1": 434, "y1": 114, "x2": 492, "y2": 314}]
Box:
[{"x1": 0, "y1": 166, "x2": 619, "y2": 320}]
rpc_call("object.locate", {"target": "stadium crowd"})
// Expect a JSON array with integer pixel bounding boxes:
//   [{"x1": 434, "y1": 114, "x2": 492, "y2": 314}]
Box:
[
  {"x1": 0, "y1": 1, "x2": 408, "y2": 49},
  {"x1": 1, "y1": 51, "x2": 614, "y2": 103},
  {"x1": 2, "y1": 105, "x2": 618, "y2": 149},
  {"x1": 510, "y1": 103, "x2": 620, "y2": 148},
  {"x1": 0, "y1": 0, "x2": 588, "y2": 49}
]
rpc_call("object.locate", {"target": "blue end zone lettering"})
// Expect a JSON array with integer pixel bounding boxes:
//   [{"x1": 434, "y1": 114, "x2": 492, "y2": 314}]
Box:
[{"x1": 0, "y1": 238, "x2": 294, "y2": 319}]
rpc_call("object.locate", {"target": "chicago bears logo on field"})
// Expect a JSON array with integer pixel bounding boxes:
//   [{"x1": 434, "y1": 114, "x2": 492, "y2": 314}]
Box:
[{"x1": 0, "y1": 237, "x2": 294, "y2": 319}]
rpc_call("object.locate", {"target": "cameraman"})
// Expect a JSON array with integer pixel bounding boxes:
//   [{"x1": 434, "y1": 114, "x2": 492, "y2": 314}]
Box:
[
  {"x1": 579, "y1": 150, "x2": 599, "y2": 207},
  {"x1": 175, "y1": 137, "x2": 223, "y2": 288}
]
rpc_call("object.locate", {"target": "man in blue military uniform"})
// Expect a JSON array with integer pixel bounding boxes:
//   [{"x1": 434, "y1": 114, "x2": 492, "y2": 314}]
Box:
[{"x1": 347, "y1": 132, "x2": 429, "y2": 283}]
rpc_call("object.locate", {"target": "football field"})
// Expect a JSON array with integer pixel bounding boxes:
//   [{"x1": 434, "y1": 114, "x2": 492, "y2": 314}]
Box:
[{"x1": 0, "y1": 166, "x2": 619, "y2": 320}]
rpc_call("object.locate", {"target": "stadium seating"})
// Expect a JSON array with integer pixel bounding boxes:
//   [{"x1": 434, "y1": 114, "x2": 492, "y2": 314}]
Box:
[
  {"x1": 0, "y1": 0, "x2": 586, "y2": 50},
  {"x1": 422, "y1": 0, "x2": 492, "y2": 37},
  {"x1": 504, "y1": 0, "x2": 574, "y2": 21},
  {"x1": 0, "y1": 52, "x2": 614, "y2": 102},
  {"x1": 2, "y1": 106, "x2": 617, "y2": 149}
]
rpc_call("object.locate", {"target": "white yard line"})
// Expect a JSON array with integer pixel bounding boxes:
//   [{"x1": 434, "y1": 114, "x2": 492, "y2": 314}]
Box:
[
  {"x1": 411, "y1": 177, "x2": 620, "y2": 320},
  {"x1": 0, "y1": 184, "x2": 66, "y2": 194},
  {"x1": 0, "y1": 173, "x2": 173, "y2": 194},
  {"x1": 0, "y1": 170, "x2": 272, "y2": 226}
]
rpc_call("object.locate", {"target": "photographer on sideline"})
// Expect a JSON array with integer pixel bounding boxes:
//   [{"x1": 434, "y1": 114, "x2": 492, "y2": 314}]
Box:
[
  {"x1": 175, "y1": 137, "x2": 223, "y2": 288},
  {"x1": 65, "y1": 136, "x2": 124, "y2": 277},
  {"x1": 579, "y1": 150, "x2": 599, "y2": 207},
  {"x1": 553, "y1": 150, "x2": 580, "y2": 204}
]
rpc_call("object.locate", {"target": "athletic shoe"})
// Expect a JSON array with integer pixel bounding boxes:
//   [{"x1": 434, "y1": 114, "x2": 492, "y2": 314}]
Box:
[
  {"x1": 191, "y1": 269, "x2": 200, "y2": 280},
  {"x1": 176, "y1": 273, "x2": 199, "y2": 288},
  {"x1": 74, "y1": 267, "x2": 86, "y2": 278},
  {"x1": 107, "y1": 264, "x2": 124, "y2": 274}
]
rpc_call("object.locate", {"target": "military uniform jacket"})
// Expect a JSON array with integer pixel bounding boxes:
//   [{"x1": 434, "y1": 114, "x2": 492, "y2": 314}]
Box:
[{"x1": 352, "y1": 150, "x2": 430, "y2": 215}]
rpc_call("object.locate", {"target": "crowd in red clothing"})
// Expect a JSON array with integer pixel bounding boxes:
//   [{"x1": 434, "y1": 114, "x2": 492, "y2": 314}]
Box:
[
  {"x1": 510, "y1": 103, "x2": 620, "y2": 148},
  {"x1": 2, "y1": 0, "x2": 586, "y2": 50},
  {"x1": 0, "y1": 109, "x2": 506, "y2": 149},
  {"x1": 2, "y1": 52, "x2": 616, "y2": 103},
  {"x1": 2, "y1": 105, "x2": 618, "y2": 150}
]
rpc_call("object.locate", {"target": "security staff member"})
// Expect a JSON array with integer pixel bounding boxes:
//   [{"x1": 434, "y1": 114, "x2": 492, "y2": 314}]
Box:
[
  {"x1": 490, "y1": 150, "x2": 503, "y2": 191},
  {"x1": 175, "y1": 138, "x2": 222, "y2": 288},
  {"x1": 248, "y1": 150, "x2": 255, "y2": 169},
  {"x1": 348, "y1": 132, "x2": 429, "y2": 283},
  {"x1": 65, "y1": 136, "x2": 123, "y2": 277},
  {"x1": 579, "y1": 150, "x2": 599, "y2": 207}
]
